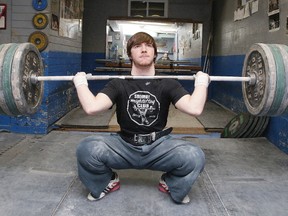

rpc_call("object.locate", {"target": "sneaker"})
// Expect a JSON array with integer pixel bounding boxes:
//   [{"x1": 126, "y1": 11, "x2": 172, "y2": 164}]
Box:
[
  {"x1": 158, "y1": 175, "x2": 169, "y2": 193},
  {"x1": 87, "y1": 172, "x2": 120, "y2": 201},
  {"x1": 158, "y1": 174, "x2": 190, "y2": 204}
]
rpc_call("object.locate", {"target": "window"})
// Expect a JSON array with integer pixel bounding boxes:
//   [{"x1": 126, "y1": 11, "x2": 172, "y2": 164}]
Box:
[{"x1": 128, "y1": 0, "x2": 168, "y2": 18}]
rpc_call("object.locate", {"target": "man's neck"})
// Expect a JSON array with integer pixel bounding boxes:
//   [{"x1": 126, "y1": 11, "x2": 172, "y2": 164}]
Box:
[{"x1": 131, "y1": 63, "x2": 155, "y2": 76}]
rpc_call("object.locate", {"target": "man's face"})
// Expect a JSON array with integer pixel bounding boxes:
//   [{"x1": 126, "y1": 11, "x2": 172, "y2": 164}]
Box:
[{"x1": 130, "y1": 42, "x2": 155, "y2": 67}]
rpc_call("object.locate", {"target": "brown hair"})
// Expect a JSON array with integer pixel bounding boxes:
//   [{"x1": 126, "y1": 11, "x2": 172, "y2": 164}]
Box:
[{"x1": 126, "y1": 32, "x2": 158, "y2": 62}]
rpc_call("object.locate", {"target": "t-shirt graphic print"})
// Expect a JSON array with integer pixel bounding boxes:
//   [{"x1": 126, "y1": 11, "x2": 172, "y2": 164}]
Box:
[{"x1": 127, "y1": 91, "x2": 160, "y2": 126}]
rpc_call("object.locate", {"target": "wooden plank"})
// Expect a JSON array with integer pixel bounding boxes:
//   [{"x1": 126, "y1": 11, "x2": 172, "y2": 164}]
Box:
[
  {"x1": 55, "y1": 106, "x2": 116, "y2": 129},
  {"x1": 64, "y1": 105, "x2": 206, "y2": 134},
  {"x1": 56, "y1": 103, "x2": 242, "y2": 135}
]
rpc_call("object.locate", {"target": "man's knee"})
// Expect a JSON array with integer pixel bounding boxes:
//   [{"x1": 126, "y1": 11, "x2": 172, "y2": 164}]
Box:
[
  {"x1": 76, "y1": 137, "x2": 107, "y2": 165},
  {"x1": 175, "y1": 144, "x2": 205, "y2": 172}
]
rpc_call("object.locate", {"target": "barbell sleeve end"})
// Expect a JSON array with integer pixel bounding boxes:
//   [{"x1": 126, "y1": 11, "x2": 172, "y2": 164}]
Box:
[
  {"x1": 30, "y1": 73, "x2": 38, "y2": 85},
  {"x1": 248, "y1": 73, "x2": 257, "y2": 85}
]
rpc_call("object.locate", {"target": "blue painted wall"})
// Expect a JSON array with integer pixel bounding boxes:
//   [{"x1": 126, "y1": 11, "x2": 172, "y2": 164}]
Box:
[
  {"x1": 210, "y1": 55, "x2": 247, "y2": 113},
  {"x1": 266, "y1": 116, "x2": 288, "y2": 154}
]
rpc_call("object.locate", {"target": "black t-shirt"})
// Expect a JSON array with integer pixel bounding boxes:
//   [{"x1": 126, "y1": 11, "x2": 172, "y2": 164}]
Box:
[{"x1": 100, "y1": 78, "x2": 188, "y2": 134}]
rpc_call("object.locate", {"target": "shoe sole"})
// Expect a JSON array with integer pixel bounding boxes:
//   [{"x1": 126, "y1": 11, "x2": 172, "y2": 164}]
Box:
[{"x1": 88, "y1": 183, "x2": 120, "y2": 201}]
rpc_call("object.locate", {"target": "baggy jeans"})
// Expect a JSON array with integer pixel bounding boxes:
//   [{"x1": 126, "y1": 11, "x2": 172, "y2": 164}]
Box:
[{"x1": 76, "y1": 133, "x2": 205, "y2": 203}]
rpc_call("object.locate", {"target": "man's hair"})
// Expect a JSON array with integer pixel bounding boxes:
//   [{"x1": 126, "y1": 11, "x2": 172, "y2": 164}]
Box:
[{"x1": 126, "y1": 32, "x2": 158, "y2": 62}]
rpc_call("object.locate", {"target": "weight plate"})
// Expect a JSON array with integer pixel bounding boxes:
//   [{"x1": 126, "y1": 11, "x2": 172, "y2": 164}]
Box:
[
  {"x1": 249, "y1": 116, "x2": 264, "y2": 137},
  {"x1": 11, "y1": 43, "x2": 44, "y2": 115},
  {"x1": 32, "y1": 13, "x2": 48, "y2": 29},
  {"x1": 28, "y1": 31, "x2": 48, "y2": 52},
  {"x1": 238, "y1": 114, "x2": 255, "y2": 138},
  {"x1": 266, "y1": 44, "x2": 286, "y2": 116},
  {"x1": 221, "y1": 113, "x2": 253, "y2": 138},
  {"x1": 276, "y1": 44, "x2": 288, "y2": 115},
  {"x1": 248, "y1": 116, "x2": 267, "y2": 137},
  {"x1": 240, "y1": 115, "x2": 259, "y2": 138},
  {"x1": 242, "y1": 43, "x2": 277, "y2": 116},
  {"x1": 248, "y1": 116, "x2": 263, "y2": 138},
  {"x1": 0, "y1": 43, "x2": 16, "y2": 116},
  {"x1": 32, "y1": 0, "x2": 48, "y2": 11},
  {"x1": 0, "y1": 44, "x2": 7, "y2": 115},
  {"x1": 256, "y1": 116, "x2": 269, "y2": 137},
  {"x1": 245, "y1": 116, "x2": 261, "y2": 138},
  {"x1": 2, "y1": 43, "x2": 21, "y2": 115}
]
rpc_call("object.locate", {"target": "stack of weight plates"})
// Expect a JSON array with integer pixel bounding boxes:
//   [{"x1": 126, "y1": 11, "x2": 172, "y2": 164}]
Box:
[
  {"x1": 242, "y1": 43, "x2": 288, "y2": 116},
  {"x1": 0, "y1": 43, "x2": 44, "y2": 116},
  {"x1": 221, "y1": 113, "x2": 270, "y2": 138}
]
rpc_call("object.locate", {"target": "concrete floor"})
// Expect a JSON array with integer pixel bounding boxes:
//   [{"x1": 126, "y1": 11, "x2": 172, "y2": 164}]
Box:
[{"x1": 0, "y1": 131, "x2": 288, "y2": 216}]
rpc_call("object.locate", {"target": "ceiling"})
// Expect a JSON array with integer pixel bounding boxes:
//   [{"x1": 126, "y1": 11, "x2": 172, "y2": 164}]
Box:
[{"x1": 108, "y1": 19, "x2": 197, "y2": 37}]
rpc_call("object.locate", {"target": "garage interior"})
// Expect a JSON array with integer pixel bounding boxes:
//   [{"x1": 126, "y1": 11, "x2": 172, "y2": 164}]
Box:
[{"x1": 1, "y1": 0, "x2": 288, "y2": 215}]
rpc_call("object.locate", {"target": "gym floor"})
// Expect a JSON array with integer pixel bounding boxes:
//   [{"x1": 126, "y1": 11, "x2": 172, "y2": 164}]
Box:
[{"x1": 1, "y1": 103, "x2": 288, "y2": 216}]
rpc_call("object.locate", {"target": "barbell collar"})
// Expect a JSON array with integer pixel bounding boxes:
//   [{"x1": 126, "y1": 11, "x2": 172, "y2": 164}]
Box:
[{"x1": 30, "y1": 74, "x2": 253, "y2": 84}]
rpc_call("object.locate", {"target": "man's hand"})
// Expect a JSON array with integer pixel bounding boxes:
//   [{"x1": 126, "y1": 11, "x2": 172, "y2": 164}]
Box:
[
  {"x1": 73, "y1": 72, "x2": 88, "y2": 87},
  {"x1": 175, "y1": 71, "x2": 209, "y2": 116},
  {"x1": 194, "y1": 71, "x2": 210, "y2": 88}
]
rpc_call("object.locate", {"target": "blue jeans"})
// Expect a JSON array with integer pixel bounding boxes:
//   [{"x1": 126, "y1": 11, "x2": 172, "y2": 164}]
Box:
[{"x1": 76, "y1": 133, "x2": 205, "y2": 203}]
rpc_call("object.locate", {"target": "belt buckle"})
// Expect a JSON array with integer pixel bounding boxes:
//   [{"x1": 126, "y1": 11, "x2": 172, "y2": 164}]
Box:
[{"x1": 134, "y1": 133, "x2": 155, "y2": 145}]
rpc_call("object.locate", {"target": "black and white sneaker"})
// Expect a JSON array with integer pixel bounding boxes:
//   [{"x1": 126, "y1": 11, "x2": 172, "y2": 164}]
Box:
[{"x1": 87, "y1": 172, "x2": 120, "y2": 201}]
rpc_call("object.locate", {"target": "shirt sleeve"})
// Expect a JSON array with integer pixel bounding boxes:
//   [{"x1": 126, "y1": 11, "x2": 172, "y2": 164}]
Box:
[
  {"x1": 99, "y1": 79, "x2": 120, "y2": 104},
  {"x1": 166, "y1": 79, "x2": 189, "y2": 105}
]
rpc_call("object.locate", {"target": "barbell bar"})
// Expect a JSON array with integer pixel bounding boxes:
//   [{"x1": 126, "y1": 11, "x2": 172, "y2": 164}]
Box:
[
  {"x1": 1, "y1": 42, "x2": 288, "y2": 117},
  {"x1": 30, "y1": 74, "x2": 254, "y2": 83}
]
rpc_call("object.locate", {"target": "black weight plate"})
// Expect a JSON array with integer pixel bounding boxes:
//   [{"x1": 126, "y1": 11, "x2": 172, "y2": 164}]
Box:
[
  {"x1": 11, "y1": 43, "x2": 44, "y2": 115},
  {"x1": 249, "y1": 116, "x2": 266, "y2": 138},
  {"x1": 243, "y1": 116, "x2": 261, "y2": 138},
  {"x1": 237, "y1": 114, "x2": 256, "y2": 138},
  {"x1": 240, "y1": 115, "x2": 259, "y2": 138},
  {"x1": 255, "y1": 116, "x2": 270, "y2": 137},
  {"x1": 221, "y1": 113, "x2": 252, "y2": 138},
  {"x1": 32, "y1": 0, "x2": 48, "y2": 11},
  {"x1": 32, "y1": 13, "x2": 48, "y2": 29},
  {"x1": 0, "y1": 43, "x2": 16, "y2": 116},
  {"x1": 28, "y1": 31, "x2": 48, "y2": 52}
]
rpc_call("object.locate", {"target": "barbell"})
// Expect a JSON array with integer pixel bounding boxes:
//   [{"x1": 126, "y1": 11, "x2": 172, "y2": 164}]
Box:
[{"x1": 0, "y1": 42, "x2": 287, "y2": 117}]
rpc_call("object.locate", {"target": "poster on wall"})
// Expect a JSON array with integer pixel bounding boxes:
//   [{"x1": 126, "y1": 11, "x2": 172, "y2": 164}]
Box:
[
  {"x1": 234, "y1": 0, "x2": 258, "y2": 21},
  {"x1": 269, "y1": 13, "x2": 280, "y2": 31},
  {"x1": 268, "y1": 0, "x2": 279, "y2": 14},
  {"x1": 51, "y1": 0, "x2": 60, "y2": 31},
  {"x1": 59, "y1": 0, "x2": 83, "y2": 39},
  {"x1": 268, "y1": 0, "x2": 280, "y2": 31},
  {"x1": 0, "y1": 4, "x2": 7, "y2": 29}
]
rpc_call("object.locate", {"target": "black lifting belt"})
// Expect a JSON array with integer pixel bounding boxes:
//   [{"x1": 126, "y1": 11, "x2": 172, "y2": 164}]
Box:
[{"x1": 120, "y1": 127, "x2": 173, "y2": 146}]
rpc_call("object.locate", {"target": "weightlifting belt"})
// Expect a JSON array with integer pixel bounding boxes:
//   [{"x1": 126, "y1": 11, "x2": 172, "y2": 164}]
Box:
[{"x1": 120, "y1": 127, "x2": 173, "y2": 146}]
